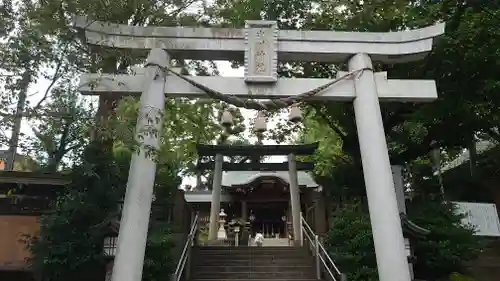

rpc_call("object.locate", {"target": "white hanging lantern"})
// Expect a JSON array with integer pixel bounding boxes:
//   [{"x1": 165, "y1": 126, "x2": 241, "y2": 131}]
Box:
[
  {"x1": 254, "y1": 112, "x2": 267, "y2": 133},
  {"x1": 289, "y1": 103, "x2": 303, "y2": 123},
  {"x1": 220, "y1": 110, "x2": 233, "y2": 128}
]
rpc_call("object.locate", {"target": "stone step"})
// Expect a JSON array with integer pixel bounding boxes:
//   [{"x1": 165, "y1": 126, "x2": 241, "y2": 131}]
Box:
[
  {"x1": 193, "y1": 249, "x2": 307, "y2": 255},
  {"x1": 195, "y1": 252, "x2": 308, "y2": 257},
  {"x1": 197, "y1": 245, "x2": 298, "y2": 247},
  {"x1": 193, "y1": 255, "x2": 309, "y2": 262},
  {"x1": 192, "y1": 265, "x2": 315, "y2": 273},
  {"x1": 193, "y1": 258, "x2": 313, "y2": 266},
  {"x1": 194, "y1": 248, "x2": 308, "y2": 256},
  {"x1": 190, "y1": 279, "x2": 318, "y2": 281},
  {"x1": 190, "y1": 247, "x2": 318, "y2": 281},
  {"x1": 196, "y1": 248, "x2": 305, "y2": 252},
  {"x1": 195, "y1": 247, "x2": 304, "y2": 253},
  {"x1": 191, "y1": 271, "x2": 316, "y2": 279}
]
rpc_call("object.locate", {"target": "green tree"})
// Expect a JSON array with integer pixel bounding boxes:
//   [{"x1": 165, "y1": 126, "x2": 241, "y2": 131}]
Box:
[
  {"x1": 273, "y1": 2, "x2": 492, "y2": 279},
  {"x1": 142, "y1": 222, "x2": 176, "y2": 281},
  {"x1": 14, "y1": 0, "x2": 497, "y2": 280},
  {"x1": 23, "y1": 87, "x2": 94, "y2": 172},
  {"x1": 26, "y1": 141, "x2": 127, "y2": 281},
  {"x1": 410, "y1": 200, "x2": 483, "y2": 280},
  {"x1": 324, "y1": 199, "x2": 483, "y2": 281},
  {"x1": 324, "y1": 203, "x2": 378, "y2": 281},
  {"x1": 26, "y1": 140, "x2": 178, "y2": 281}
]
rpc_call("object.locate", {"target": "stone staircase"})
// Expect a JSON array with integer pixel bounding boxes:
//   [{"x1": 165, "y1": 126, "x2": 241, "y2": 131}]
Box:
[{"x1": 189, "y1": 246, "x2": 319, "y2": 281}]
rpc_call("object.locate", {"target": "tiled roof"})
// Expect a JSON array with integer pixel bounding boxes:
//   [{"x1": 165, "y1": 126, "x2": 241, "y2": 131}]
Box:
[
  {"x1": 441, "y1": 140, "x2": 497, "y2": 173},
  {"x1": 0, "y1": 150, "x2": 26, "y2": 159},
  {"x1": 183, "y1": 171, "x2": 319, "y2": 203},
  {"x1": 221, "y1": 170, "x2": 318, "y2": 188},
  {"x1": 0, "y1": 150, "x2": 38, "y2": 171}
]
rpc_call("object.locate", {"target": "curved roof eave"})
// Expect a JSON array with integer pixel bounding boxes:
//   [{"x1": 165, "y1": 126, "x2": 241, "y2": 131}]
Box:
[{"x1": 221, "y1": 171, "x2": 318, "y2": 188}]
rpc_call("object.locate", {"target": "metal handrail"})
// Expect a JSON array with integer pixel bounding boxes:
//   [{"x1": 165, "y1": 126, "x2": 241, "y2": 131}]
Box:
[
  {"x1": 300, "y1": 215, "x2": 347, "y2": 281},
  {"x1": 172, "y1": 213, "x2": 199, "y2": 281}
]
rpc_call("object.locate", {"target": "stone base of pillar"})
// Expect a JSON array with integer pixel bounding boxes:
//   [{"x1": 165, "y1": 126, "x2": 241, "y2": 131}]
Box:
[{"x1": 217, "y1": 225, "x2": 227, "y2": 240}]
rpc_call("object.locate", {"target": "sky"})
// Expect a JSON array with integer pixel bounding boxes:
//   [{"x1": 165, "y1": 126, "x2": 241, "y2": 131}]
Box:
[
  {"x1": 181, "y1": 62, "x2": 289, "y2": 186},
  {"x1": 3, "y1": 0, "x2": 293, "y2": 155},
  {"x1": 7, "y1": 60, "x2": 289, "y2": 186},
  {"x1": 14, "y1": 60, "x2": 288, "y2": 148},
  {"x1": 2, "y1": 0, "x2": 291, "y2": 183}
]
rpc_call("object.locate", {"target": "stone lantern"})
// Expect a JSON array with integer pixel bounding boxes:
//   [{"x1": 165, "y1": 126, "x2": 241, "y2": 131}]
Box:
[
  {"x1": 254, "y1": 112, "x2": 267, "y2": 133},
  {"x1": 234, "y1": 225, "x2": 241, "y2": 246},
  {"x1": 220, "y1": 109, "x2": 233, "y2": 128},
  {"x1": 289, "y1": 103, "x2": 303, "y2": 123},
  {"x1": 229, "y1": 218, "x2": 247, "y2": 247},
  {"x1": 217, "y1": 209, "x2": 227, "y2": 240}
]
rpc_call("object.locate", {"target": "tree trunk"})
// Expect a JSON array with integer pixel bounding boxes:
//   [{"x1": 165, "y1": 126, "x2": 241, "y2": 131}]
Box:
[{"x1": 6, "y1": 71, "x2": 31, "y2": 171}]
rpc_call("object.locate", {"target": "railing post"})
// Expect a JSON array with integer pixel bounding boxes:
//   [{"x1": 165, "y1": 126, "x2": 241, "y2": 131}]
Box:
[
  {"x1": 185, "y1": 241, "x2": 192, "y2": 281},
  {"x1": 170, "y1": 273, "x2": 177, "y2": 281},
  {"x1": 314, "y1": 235, "x2": 321, "y2": 280},
  {"x1": 185, "y1": 221, "x2": 196, "y2": 281},
  {"x1": 299, "y1": 213, "x2": 304, "y2": 247},
  {"x1": 341, "y1": 273, "x2": 348, "y2": 281}
]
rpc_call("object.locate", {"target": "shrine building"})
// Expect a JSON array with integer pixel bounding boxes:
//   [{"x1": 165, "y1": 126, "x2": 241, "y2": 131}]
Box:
[
  {"x1": 184, "y1": 143, "x2": 328, "y2": 245},
  {"x1": 185, "y1": 169, "x2": 326, "y2": 239}
]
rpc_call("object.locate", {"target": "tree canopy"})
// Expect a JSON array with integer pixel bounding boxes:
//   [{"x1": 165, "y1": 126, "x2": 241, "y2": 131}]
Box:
[{"x1": 1, "y1": 0, "x2": 497, "y2": 281}]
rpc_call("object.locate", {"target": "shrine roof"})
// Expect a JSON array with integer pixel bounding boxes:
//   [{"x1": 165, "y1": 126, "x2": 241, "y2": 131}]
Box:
[
  {"x1": 401, "y1": 214, "x2": 430, "y2": 239},
  {"x1": 0, "y1": 171, "x2": 70, "y2": 186},
  {"x1": 440, "y1": 140, "x2": 497, "y2": 173},
  {"x1": 184, "y1": 190, "x2": 232, "y2": 203},
  {"x1": 196, "y1": 143, "x2": 318, "y2": 156},
  {"x1": 222, "y1": 171, "x2": 318, "y2": 188}
]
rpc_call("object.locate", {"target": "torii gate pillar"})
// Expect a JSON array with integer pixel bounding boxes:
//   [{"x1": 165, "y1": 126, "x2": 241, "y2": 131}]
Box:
[
  {"x1": 111, "y1": 49, "x2": 169, "y2": 281},
  {"x1": 349, "y1": 53, "x2": 411, "y2": 281}
]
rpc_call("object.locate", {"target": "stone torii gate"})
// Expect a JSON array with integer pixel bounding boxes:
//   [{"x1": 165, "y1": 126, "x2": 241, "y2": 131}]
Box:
[{"x1": 74, "y1": 16, "x2": 444, "y2": 281}]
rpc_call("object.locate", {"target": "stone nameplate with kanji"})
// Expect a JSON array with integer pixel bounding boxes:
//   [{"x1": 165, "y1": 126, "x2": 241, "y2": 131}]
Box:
[{"x1": 244, "y1": 20, "x2": 278, "y2": 83}]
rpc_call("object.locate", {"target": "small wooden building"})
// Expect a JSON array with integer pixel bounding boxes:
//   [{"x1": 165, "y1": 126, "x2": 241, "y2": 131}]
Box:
[
  {"x1": 0, "y1": 171, "x2": 70, "y2": 281},
  {"x1": 440, "y1": 140, "x2": 500, "y2": 281}
]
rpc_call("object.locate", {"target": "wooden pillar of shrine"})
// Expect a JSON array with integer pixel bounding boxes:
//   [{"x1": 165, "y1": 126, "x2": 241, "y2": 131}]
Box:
[{"x1": 241, "y1": 201, "x2": 248, "y2": 221}]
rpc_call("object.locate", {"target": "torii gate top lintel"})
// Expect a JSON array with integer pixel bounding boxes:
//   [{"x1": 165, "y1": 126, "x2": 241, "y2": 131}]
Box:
[{"x1": 73, "y1": 16, "x2": 444, "y2": 64}]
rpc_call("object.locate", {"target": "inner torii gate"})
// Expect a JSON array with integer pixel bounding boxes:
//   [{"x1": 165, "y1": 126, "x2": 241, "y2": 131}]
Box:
[
  {"x1": 196, "y1": 143, "x2": 318, "y2": 243},
  {"x1": 74, "y1": 16, "x2": 445, "y2": 281}
]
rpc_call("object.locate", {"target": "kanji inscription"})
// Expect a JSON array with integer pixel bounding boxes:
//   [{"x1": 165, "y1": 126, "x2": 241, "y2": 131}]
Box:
[{"x1": 244, "y1": 20, "x2": 278, "y2": 83}]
